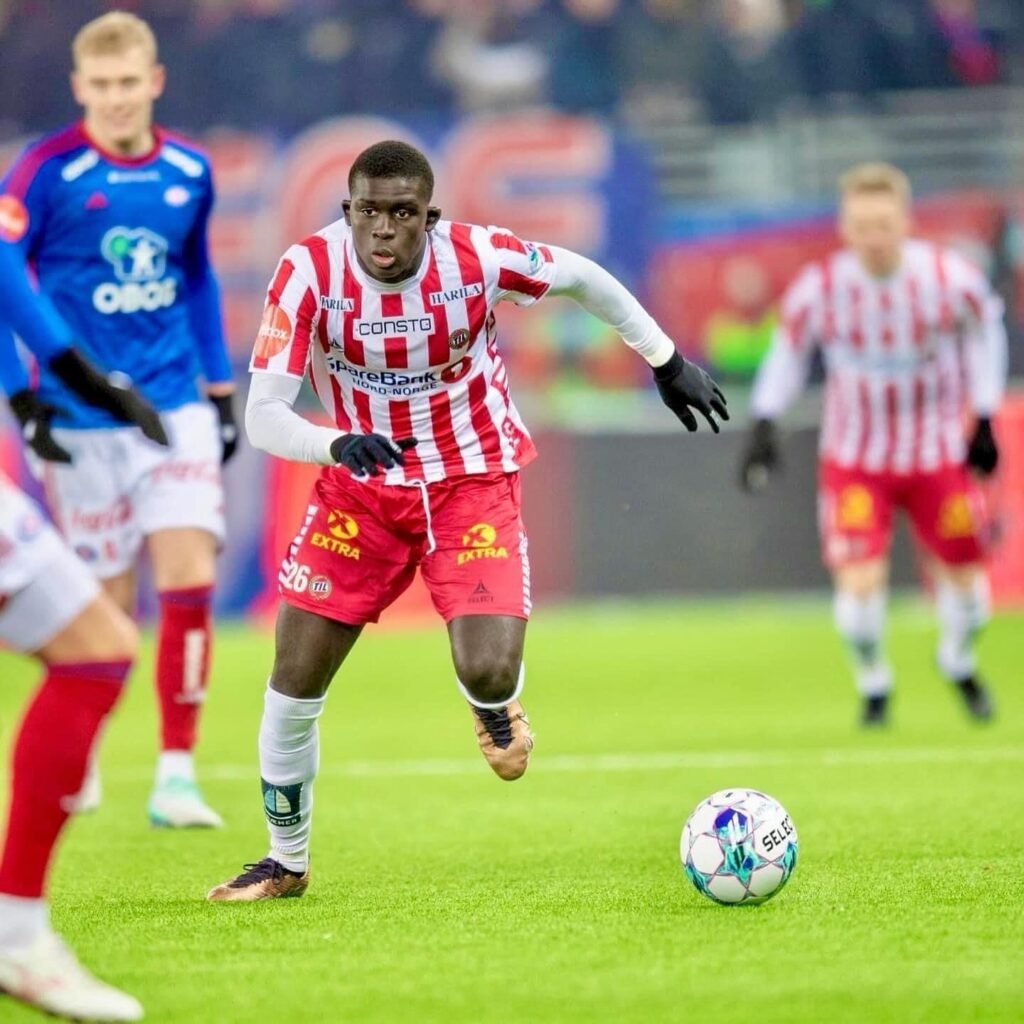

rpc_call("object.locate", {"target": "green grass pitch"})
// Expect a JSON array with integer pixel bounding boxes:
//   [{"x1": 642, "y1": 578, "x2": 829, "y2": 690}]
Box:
[{"x1": 1, "y1": 598, "x2": 1022, "y2": 1023}]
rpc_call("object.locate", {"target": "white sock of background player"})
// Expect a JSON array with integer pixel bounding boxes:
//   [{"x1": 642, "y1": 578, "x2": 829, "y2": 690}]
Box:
[
  {"x1": 934, "y1": 574, "x2": 990, "y2": 682},
  {"x1": 833, "y1": 588, "x2": 892, "y2": 697}
]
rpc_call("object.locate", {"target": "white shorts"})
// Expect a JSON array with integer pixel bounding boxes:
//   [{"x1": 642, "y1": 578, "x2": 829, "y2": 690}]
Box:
[
  {"x1": 33, "y1": 402, "x2": 225, "y2": 579},
  {"x1": 0, "y1": 476, "x2": 100, "y2": 652}
]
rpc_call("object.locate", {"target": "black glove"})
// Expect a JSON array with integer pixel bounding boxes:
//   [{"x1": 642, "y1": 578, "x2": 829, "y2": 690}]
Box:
[
  {"x1": 8, "y1": 389, "x2": 73, "y2": 463},
  {"x1": 50, "y1": 348, "x2": 169, "y2": 447},
  {"x1": 966, "y1": 417, "x2": 998, "y2": 477},
  {"x1": 330, "y1": 434, "x2": 418, "y2": 477},
  {"x1": 739, "y1": 418, "x2": 779, "y2": 492},
  {"x1": 209, "y1": 393, "x2": 239, "y2": 464},
  {"x1": 653, "y1": 351, "x2": 729, "y2": 433}
]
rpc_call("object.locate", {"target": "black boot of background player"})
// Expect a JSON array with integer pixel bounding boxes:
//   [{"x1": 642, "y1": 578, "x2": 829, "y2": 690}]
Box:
[
  {"x1": 860, "y1": 694, "x2": 889, "y2": 728},
  {"x1": 954, "y1": 676, "x2": 994, "y2": 722}
]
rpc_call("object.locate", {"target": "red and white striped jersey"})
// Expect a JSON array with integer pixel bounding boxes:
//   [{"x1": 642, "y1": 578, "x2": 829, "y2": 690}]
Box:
[
  {"x1": 751, "y1": 239, "x2": 1007, "y2": 474},
  {"x1": 250, "y1": 218, "x2": 557, "y2": 483}
]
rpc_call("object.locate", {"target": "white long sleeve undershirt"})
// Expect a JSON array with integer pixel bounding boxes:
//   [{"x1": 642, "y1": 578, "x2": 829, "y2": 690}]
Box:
[
  {"x1": 964, "y1": 295, "x2": 1008, "y2": 415},
  {"x1": 245, "y1": 246, "x2": 677, "y2": 464},
  {"x1": 544, "y1": 246, "x2": 676, "y2": 367},
  {"x1": 246, "y1": 374, "x2": 338, "y2": 465},
  {"x1": 750, "y1": 329, "x2": 813, "y2": 421}
]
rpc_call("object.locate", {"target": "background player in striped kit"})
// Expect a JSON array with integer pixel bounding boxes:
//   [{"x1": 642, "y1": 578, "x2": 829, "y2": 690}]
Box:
[
  {"x1": 0, "y1": 322, "x2": 166, "y2": 1022},
  {"x1": 0, "y1": 11, "x2": 237, "y2": 826},
  {"x1": 739, "y1": 163, "x2": 1006, "y2": 726},
  {"x1": 207, "y1": 139, "x2": 728, "y2": 901}
]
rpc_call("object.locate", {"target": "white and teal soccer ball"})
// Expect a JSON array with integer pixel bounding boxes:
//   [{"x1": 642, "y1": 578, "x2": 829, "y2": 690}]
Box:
[{"x1": 680, "y1": 788, "x2": 798, "y2": 906}]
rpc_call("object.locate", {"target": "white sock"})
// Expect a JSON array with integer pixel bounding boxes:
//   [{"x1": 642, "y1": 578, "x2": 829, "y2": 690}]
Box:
[
  {"x1": 156, "y1": 750, "x2": 195, "y2": 786},
  {"x1": 935, "y1": 575, "x2": 990, "y2": 681},
  {"x1": 259, "y1": 684, "x2": 324, "y2": 873},
  {"x1": 457, "y1": 663, "x2": 525, "y2": 710},
  {"x1": 0, "y1": 895, "x2": 49, "y2": 952},
  {"x1": 833, "y1": 589, "x2": 892, "y2": 697}
]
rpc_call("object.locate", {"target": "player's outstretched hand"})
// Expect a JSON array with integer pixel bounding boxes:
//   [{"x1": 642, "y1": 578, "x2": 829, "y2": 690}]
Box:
[
  {"x1": 8, "y1": 389, "x2": 73, "y2": 463},
  {"x1": 652, "y1": 352, "x2": 729, "y2": 433},
  {"x1": 209, "y1": 393, "x2": 240, "y2": 464},
  {"x1": 49, "y1": 348, "x2": 169, "y2": 446},
  {"x1": 966, "y1": 416, "x2": 998, "y2": 477},
  {"x1": 739, "y1": 419, "x2": 779, "y2": 492},
  {"x1": 330, "y1": 434, "x2": 418, "y2": 477}
]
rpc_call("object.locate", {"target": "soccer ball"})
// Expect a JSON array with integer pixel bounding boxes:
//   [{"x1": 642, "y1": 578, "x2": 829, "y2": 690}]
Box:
[{"x1": 680, "y1": 788, "x2": 798, "y2": 905}]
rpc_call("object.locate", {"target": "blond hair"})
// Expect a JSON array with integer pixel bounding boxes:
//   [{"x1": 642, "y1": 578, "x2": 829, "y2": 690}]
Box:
[
  {"x1": 72, "y1": 10, "x2": 157, "y2": 67},
  {"x1": 839, "y1": 162, "x2": 911, "y2": 206}
]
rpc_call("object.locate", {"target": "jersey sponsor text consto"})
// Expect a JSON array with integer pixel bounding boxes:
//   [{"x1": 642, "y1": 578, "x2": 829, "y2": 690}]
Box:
[{"x1": 250, "y1": 219, "x2": 557, "y2": 483}]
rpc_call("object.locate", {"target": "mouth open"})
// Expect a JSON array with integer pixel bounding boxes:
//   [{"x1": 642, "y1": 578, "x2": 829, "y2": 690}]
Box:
[{"x1": 371, "y1": 250, "x2": 396, "y2": 269}]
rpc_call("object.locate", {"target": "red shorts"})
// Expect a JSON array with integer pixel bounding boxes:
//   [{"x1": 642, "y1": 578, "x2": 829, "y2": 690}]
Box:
[
  {"x1": 818, "y1": 460, "x2": 988, "y2": 569},
  {"x1": 278, "y1": 470, "x2": 530, "y2": 625}
]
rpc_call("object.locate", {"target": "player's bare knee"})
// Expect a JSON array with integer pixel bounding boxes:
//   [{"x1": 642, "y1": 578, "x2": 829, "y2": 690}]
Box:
[
  {"x1": 149, "y1": 528, "x2": 217, "y2": 591},
  {"x1": 87, "y1": 596, "x2": 138, "y2": 661},
  {"x1": 270, "y1": 606, "x2": 360, "y2": 698},
  {"x1": 270, "y1": 636, "x2": 347, "y2": 699},
  {"x1": 932, "y1": 560, "x2": 983, "y2": 591},
  {"x1": 457, "y1": 653, "x2": 520, "y2": 705},
  {"x1": 834, "y1": 559, "x2": 887, "y2": 598},
  {"x1": 40, "y1": 596, "x2": 138, "y2": 664},
  {"x1": 110, "y1": 612, "x2": 140, "y2": 660},
  {"x1": 269, "y1": 656, "x2": 332, "y2": 700}
]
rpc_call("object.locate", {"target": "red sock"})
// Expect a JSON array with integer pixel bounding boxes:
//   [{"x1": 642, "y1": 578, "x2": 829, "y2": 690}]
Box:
[
  {"x1": 0, "y1": 661, "x2": 130, "y2": 898},
  {"x1": 155, "y1": 585, "x2": 213, "y2": 752}
]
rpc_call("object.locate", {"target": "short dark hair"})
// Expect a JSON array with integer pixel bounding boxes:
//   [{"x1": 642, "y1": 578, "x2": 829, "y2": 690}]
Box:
[{"x1": 348, "y1": 140, "x2": 434, "y2": 199}]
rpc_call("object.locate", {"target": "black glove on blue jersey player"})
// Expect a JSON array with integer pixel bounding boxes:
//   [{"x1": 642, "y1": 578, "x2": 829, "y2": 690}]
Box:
[
  {"x1": 10, "y1": 347, "x2": 168, "y2": 463},
  {"x1": 209, "y1": 393, "x2": 240, "y2": 464}
]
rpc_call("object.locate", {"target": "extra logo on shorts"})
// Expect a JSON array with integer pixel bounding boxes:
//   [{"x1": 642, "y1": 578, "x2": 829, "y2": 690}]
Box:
[
  {"x1": 457, "y1": 523, "x2": 509, "y2": 566},
  {"x1": 327, "y1": 510, "x2": 358, "y2": 540},
  {"x1": 309, "y1": 510, "x2": 361, "y2": 561},
  {"x1": 837, "y1": 485, "x2": 874, "y2": 530},
  {"x1": 938, "y1": 494, "x2": 975, "y2": 539}
]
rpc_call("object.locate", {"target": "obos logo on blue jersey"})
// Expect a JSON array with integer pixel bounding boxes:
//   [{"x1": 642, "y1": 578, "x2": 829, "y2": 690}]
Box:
[{"x1": 94, "y1": 226, "x2": 176, "y2": 314}]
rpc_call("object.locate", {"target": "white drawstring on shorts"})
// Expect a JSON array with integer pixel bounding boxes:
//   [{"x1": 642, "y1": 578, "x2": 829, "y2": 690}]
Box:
[{"x1": 402, "y1": 478, "x2": 436, "y2": 555}]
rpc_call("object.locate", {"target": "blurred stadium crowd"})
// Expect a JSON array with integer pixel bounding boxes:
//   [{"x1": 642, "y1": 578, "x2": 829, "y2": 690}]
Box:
[{"x1": 2, "y1": 0, "x2": 1024, "y2": 137}]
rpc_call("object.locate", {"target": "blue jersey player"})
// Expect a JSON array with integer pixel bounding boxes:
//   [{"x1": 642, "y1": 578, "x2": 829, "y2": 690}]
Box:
[{"x1": 0, "y1": 11, "x2": 236, "y2": 830}]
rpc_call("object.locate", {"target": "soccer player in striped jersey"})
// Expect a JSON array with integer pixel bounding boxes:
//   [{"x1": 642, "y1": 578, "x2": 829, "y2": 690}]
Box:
[
  {"x1": 0, "y1": 12, "x2": 237, "y2": 826},
  {"x1": 739, "y1": 163, "x2": 1006, "y2": 726},
  {"x1": 207, "y1": 139, "x2": 728, "y2": 900},
  {"x1": 0, "y1": 323, "x2": 163, "y2": 1021}
]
